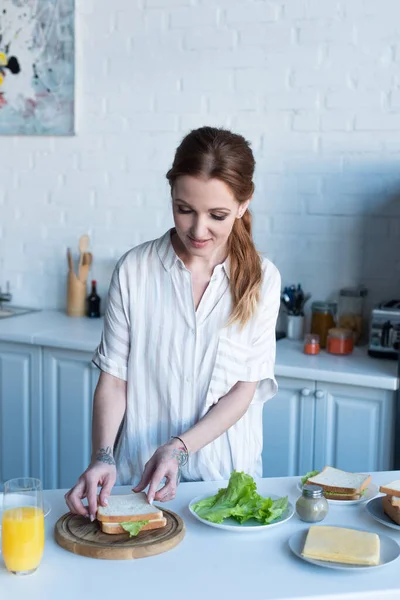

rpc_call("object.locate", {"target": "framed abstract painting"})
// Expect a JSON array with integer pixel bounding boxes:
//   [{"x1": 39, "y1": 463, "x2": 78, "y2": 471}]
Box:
[{"x1": 0, "y1": 0, "x2": 75, "y2": 135}]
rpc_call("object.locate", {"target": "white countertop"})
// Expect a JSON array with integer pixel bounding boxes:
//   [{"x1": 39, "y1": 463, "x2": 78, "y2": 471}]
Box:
[
  {"x1": 2, "y1": 472, "x2": 400, "y2": 600},
  {"x1": 0, "y1": 310, "x2": 398, "y2": 390}
]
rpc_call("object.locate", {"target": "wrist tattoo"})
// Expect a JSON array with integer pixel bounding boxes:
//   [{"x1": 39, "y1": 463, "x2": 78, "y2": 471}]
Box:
[
  {"x1": 172, "y1": 448, "x2": 187, "y2": 486},
  {"x1": 172, "y1": 447, "x2": 188, "y2": 468},
  {"x1": 95, "y1": 446, "x2": 116, "y2": 465}
]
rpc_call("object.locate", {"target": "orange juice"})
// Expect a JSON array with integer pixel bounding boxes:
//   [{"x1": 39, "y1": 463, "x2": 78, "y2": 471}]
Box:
[{"x1": 2, "y1": 506, "x2": 44, "y2": 573}]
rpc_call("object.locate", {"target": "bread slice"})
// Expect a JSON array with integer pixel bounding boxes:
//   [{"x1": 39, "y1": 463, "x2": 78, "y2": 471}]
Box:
[
  {"x1": 96, "y1": 492, "x2": 163, "y2": 524},
  {"x1": 323, "y1": 491, "x2": 361, "y2": 501},
  {"x1": 379, "y1": 480, "x2": 400, "y2": 499},
  {"x1": 101, "y1": 517, "x2": 167, "y2": 535},
  {"x1": 306, "y1": 466, "x2": 371, "y2": 494},
  {"x1": 388, "y1": 495, "x2": 400, "y2": 507},
  {"x1": 382, "y1": 495, "x2": 400, "y2": 525}
]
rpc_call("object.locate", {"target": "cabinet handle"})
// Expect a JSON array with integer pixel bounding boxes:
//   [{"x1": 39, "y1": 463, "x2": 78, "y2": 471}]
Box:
[
  {"x1": 315, "y1": 390, "x2": 325, "y2": 399},
  {"x1": 301, "y1": 388, "x2": 311, "y2": 397}
]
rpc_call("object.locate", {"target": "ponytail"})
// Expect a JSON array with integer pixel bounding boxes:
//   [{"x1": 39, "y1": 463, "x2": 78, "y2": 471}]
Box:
[{"x1": 227, "y1": 209, "x2": 262, "y2": 328}]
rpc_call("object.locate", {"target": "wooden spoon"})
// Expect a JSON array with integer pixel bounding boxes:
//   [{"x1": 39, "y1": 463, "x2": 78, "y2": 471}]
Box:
[
  {"x1": 82, "y1": 251, "x2": 92, "y2": 268},
  {"x1": 78, "y1": 235, "x2": 89, "y2": 278},
  {"x1": 67, "y1": 248, "x2": 73, "y2": 273},
  {"x1": 78, "y1": 263, "x2": 90, "y2": 283}
]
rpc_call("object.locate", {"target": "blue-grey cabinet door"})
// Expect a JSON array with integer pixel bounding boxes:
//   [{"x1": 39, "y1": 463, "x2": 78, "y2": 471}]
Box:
[
  {"x1": 0, "y1": 342, "x2": 42, "y2": 486},
  {"x1": 262, "y1": 377, "x2": 316, "y2": 477},
  {"x1": 43, "y1": 348, "x2": 99, "y2": 490},
  {"x1": 313, "y1": 382, "x2": 395, "y2": 473}
]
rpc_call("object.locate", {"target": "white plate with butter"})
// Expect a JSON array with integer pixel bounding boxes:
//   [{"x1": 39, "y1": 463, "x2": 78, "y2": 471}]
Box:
[
  {"x1": 189, "y1": 493, "x2": 294, "y2": 532},
  {"x1": 296, "y1": 481, "x2": 378, "y2": 505},
  {"x1": 289, "y1": 528, "x2": 400, "y2": 570}
]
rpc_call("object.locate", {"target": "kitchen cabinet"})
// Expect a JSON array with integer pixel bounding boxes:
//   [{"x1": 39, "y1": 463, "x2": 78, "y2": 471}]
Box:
[
  {"x1": 261, "y1": 378, "x2": 315, "y2": 477},
  {"x1": 313, "y1": 382, "x2": 394, "y2": 473},
  {"x1": 262, "y1": 376, "x2": 395, "y2": 477},
  {"x1": 43, "y1": 348, "x2": 99, "y2": 489},
  {"x1": 0, "y1": 342, "x2": 43, "y2": 488}
]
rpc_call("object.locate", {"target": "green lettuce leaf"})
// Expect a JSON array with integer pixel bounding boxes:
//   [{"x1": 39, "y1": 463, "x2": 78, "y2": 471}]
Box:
[
  {"x1": 120, "y1": 520, "x2": 149, "y2": 537},
  {"x1": 301, "y1": 470, "x2": 320, "y2": 485},
  {"x1": 191, "y1": 470, "x2": 288, "y2": 526}
]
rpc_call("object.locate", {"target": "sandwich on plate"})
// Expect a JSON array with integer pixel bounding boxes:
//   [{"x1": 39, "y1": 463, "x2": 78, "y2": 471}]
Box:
[
  {"x1": 96, "y1": 492, "x2": 166, "y2": 536},
  {"x1": 379, "y1": 480, "x2": 400, "y2": 525},
  {"x1": 304, "y1": 466, "x2": 371, "y2": 501}
]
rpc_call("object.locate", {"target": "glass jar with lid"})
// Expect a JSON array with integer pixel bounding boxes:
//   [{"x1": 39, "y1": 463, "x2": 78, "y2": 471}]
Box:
[
  {"x1": 296, "y1": 484, "x2": 329, "y2": 523},
  {"x1": 304, "y1": 333, "x2": 320, "y2": 355},
  {"x1": 327, "y1": 327, "x2": 354, "y2": 355},
  {"x1": 338, "y1": 286, "x2": 368, "y2": 345},
  {"x1": 310, "y1": 302, "x2": 336, "y2": 349}
]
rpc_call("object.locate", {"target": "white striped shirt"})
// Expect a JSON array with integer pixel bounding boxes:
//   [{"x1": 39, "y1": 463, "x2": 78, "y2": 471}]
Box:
[{"x1": 93, "y1": 229, "x2": 281, "y2": 485}]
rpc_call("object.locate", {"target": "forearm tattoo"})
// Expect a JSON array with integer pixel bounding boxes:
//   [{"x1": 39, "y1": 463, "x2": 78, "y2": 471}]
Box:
[{"x1": 95, "y1": 446, "x2": 116, "y2": 465}]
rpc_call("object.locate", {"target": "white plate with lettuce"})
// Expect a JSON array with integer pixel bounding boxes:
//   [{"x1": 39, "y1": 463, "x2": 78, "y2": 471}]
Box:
[
  {"x1": 297, "y1": 471, "x2": 378, "y2": 506},
  {"x1": 189, "y1": 471, "x2": 294, "y2": 532}
]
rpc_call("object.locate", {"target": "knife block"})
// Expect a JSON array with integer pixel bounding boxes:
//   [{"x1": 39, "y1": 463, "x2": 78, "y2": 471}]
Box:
[{"x1": 67, "y1": 271, "x2": 87, "y2": 317}]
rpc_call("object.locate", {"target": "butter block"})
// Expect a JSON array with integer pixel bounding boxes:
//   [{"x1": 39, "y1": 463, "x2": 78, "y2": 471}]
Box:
[{"x1": 302, "y1": 525, "x2": 380, "y2": 566}]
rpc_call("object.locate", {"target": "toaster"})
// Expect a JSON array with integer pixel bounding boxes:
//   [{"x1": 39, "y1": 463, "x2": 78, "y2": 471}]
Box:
[{"x1": 368, "y1": 300, "x2": 400, "y2": 359}]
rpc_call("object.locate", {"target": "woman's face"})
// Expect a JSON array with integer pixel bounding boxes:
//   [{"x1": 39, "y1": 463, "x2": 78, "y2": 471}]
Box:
[{"x1": 172, "y1": 176, "x2": 249, "y2": 260}]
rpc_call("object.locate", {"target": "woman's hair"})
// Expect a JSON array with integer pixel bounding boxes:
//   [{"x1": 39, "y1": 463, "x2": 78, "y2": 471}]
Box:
[{"x1": 166, "y1": 126, "x2": 262, "y2": 328}]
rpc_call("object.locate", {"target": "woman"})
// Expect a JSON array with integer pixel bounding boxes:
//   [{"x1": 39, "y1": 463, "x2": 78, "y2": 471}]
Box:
[{"x1": 65, "y1": 126, "x2": 281, "y2": 521}]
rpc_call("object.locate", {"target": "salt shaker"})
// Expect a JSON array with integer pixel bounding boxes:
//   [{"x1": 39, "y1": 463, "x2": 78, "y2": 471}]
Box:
[{"x1": 296, "y1": 484, "x2": 329, "y2": 523}]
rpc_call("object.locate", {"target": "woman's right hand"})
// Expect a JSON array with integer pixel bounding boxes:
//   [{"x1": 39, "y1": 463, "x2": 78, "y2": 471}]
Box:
[{"x1": 64, "y1": 461, "x2": 117, "y2": 521}]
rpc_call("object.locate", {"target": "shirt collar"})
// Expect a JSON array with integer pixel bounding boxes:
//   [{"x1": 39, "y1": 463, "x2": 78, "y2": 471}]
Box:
[
  {"x1": 156, "y1": 229, "x2": 179, "y2": 272},
  {"x1": 157, "y1": 228, "x2": 231, "y2": 280}
]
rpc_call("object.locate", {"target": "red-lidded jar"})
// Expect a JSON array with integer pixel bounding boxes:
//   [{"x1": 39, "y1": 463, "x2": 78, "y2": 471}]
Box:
[
  {"x1": 326, "y1": 328, "x2": 354, "y2": 355},
  {"x1": 304, "y1": 334, "x2": 320, "y2": 355}
]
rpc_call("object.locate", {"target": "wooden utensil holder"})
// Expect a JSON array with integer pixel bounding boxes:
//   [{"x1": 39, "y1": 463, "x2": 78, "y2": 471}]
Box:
[{"x1": 67, "y1": 271, "x2": 87, "y2": 317}]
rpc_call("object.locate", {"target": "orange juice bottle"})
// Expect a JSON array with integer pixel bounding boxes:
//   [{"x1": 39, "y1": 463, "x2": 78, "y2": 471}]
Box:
[{"x1": 2, "y1": 506, "x2": 45, "y2": 574}]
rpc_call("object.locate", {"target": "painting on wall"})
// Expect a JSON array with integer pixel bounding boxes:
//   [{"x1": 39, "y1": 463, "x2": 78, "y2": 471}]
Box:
[{"x1": 0, "y1": 0, "x2": 75, "y2": 135}]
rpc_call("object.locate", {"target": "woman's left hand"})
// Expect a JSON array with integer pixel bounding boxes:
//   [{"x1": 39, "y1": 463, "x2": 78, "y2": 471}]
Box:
[{"x1": 133, "y1": 439, "x2": 185, "y2": 504}]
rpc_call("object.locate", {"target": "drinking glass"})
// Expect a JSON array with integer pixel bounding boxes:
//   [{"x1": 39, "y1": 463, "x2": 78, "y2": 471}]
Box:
[{"x1": 1, "y1": 477, "x2": 45, "y2": 575}]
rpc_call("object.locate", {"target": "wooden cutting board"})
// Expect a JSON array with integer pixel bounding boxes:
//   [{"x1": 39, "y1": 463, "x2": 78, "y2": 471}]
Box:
[{"x1": 54, "y1": 507, "x2": 185, "y2": 560}]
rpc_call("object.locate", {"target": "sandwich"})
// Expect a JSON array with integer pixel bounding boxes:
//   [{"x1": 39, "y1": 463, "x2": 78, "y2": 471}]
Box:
[
  {"x1": 302, "y1": 525, "x2": 380, "y2": 566},
  {"x1": 305, "y1": 466, "x2": 371, "y2": 501},
  {"x1": 379, "y1": 480, "x2": 400, "y2": 525},
  {"x1": 96, "y1": 492, "x2": 166, "y2": 536}
]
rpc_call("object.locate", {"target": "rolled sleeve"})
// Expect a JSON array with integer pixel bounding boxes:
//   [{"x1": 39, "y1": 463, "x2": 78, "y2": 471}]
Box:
[{"x1": 92, "y1": 258, "x2": 130, "y2": 382}]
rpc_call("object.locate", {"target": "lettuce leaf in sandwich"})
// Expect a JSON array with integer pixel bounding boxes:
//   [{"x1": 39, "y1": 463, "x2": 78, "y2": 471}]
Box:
[{"x1": 120, "y1": 520, "x2": 149, "y2": 537}]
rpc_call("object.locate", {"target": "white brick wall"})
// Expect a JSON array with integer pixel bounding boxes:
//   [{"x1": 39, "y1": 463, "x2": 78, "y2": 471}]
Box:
[{"x1": 2, "y1": 0, "x2": 400, "y2": 317}]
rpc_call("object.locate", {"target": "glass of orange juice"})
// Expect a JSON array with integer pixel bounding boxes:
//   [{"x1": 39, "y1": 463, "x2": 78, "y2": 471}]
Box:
[{"x1": 1, "y1": 477, "x2": 45, "y2": 575}]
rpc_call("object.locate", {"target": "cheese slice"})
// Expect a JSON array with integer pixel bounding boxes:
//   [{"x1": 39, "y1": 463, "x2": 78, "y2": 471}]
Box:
[{"x1": 302, "y1": 526, "x2": 380, "y2": 566}]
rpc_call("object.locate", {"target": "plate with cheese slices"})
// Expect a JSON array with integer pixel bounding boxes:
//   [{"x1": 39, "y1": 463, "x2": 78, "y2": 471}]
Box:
[
  {"x1": 366, "y1": 480, "x2": 400, "y2": 531},
  {"x1": 289, "y1": 525, "x2": 400, "y2": 570},
  {"x1": 297, "y1": 466, "x2": 378, "y2": 505}
]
